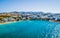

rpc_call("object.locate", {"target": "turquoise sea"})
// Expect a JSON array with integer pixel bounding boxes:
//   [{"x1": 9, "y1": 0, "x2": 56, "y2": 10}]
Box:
[{"x1": 0, "y1": 20, "x2": 60, "y2": 38}]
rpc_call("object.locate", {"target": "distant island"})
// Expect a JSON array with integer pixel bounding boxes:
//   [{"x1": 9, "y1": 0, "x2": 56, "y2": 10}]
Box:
[{"x1": 0, "y1": 11, "x2": 60, "y2": 24}]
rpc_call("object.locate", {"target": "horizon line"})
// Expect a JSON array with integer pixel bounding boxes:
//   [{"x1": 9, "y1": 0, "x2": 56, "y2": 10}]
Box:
[{"x1": 0, "y1": 11, "x2": 60, "y2": 13}]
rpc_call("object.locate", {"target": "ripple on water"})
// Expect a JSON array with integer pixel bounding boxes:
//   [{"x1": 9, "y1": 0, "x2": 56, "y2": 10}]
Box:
[{"x1": 0, "y1": 20, "x2": 60, "y2": 38}]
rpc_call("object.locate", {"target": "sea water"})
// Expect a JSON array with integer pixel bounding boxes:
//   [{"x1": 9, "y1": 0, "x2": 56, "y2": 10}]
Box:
[{"x1": 0, "y1": 20, "x2": 60, "y2": 38}]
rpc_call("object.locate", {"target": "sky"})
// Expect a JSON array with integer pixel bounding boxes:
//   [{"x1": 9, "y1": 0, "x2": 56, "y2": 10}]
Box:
[{"x1": 0, "y1": 0, "x2": 60, "y2": 13}]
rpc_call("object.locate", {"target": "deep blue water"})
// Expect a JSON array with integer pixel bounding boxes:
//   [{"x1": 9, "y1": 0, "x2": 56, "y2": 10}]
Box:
[{"x1": 0, "y1": 20, "x2": 60, "y2": 38}]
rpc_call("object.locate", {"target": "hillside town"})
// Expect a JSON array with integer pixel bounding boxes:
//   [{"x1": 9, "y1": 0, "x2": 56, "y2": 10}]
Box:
[{"x1": 0, "y1": 12, "x2": 60, "y2": 23}]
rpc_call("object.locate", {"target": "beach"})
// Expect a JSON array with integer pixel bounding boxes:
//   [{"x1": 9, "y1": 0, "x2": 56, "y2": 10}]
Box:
[{"x1": 0, "y1": 21, "x2": 16, "y2": 25}]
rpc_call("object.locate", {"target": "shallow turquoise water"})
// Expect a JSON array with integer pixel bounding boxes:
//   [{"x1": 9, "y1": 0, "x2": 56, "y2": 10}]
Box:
[{"x1": 0, "y1": 20, "x2": 60, "y2": 38}]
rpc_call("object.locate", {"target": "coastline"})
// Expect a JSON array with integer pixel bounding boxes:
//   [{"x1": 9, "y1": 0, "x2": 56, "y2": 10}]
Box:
[
  {"x1": 49, "y1": 20, "x2": 60, "y2": 22},
  {"x1": 0, "y1": 20, "x2": 60, "y2": 25},
  {"x1": 0, "y1": 21, "x2": 16, "y2": 25}
]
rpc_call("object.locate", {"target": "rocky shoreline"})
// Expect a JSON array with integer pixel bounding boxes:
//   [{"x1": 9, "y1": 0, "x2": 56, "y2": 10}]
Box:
[{"x1": 0, "y1": 12, "x2": 60, "y2": 24}]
